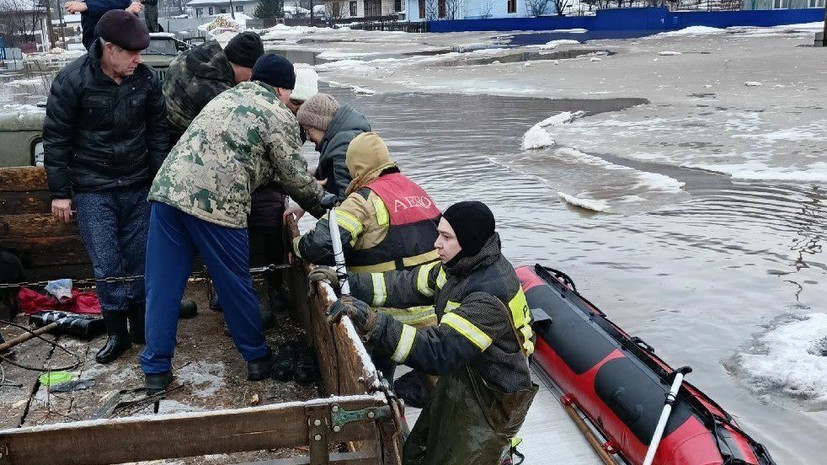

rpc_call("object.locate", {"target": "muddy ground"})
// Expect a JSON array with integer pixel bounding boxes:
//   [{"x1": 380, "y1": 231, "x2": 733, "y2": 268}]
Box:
[{"x1": 0, "y1": 279, "x2": 323, "y2": 464}]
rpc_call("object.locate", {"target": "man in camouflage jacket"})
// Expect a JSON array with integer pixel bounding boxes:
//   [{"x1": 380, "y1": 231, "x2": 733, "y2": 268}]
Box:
[{"x1": 139, "y1": 54, "x2": 334, "y2": 393}]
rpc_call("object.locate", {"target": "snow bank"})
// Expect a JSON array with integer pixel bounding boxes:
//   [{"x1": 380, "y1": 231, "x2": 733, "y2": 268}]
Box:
[
  {"x1": 658, "y1": 26, "x2": 723, "y2": 37},
  {"x1": 539, "y1": 39, "x2": 581, "y2": 50}
]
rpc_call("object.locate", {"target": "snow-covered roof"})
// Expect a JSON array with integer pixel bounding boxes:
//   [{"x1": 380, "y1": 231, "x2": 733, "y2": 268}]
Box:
[{"x1": 187, "y1": 0, "x2": 258, "y2": 6}]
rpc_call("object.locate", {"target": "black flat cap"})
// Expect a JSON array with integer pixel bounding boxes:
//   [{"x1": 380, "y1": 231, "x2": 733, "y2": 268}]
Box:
[{"x1": 95, "y1": 10, "x2": 150, "y2": 51}]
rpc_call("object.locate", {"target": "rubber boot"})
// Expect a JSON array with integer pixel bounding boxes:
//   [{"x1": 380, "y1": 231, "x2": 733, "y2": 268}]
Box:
[
  {"x1": 272, "y1": 341, "x2": 300, "y2": 381},
  {"x1": 127, "y1": 301, "x2": 146, "y2": 345},
  {"x1": 266, "y1": 285, "x2": 287, "y2": 314},
  {"x1": 145, "y1": 371, "x2": 173, "y2": 395},
  {"x1": 294, "y1": 345, "x2": 319, "y2": 385},
  {"x1": 247, "y1": 351, "x2": 275, "y2": 381},
  {"x1": 95, "y1": 311, "x2": 132, "y2": 364}
]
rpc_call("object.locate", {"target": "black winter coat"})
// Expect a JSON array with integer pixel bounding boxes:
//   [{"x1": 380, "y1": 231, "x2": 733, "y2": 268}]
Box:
[{"x1": 43, "y1": 41, "x2": 168, "y2": 199}]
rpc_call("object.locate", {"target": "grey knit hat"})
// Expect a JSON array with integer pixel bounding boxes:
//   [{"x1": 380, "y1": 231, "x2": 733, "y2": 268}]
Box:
[{"x1": 296, "y1": 93, "x2": 340, "y2": 132}]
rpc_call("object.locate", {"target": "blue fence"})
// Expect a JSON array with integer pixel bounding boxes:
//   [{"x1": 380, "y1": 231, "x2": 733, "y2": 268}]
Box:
[{"x1": 427, "y1": 7, "x2": 825, "y2": 34}]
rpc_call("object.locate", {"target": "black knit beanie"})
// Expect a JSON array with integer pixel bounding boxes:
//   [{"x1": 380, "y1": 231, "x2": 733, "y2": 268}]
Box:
[
  {"x1": 224, "y1": 32, "x2": 264, "y2": 68},
  {"x1": 441, "y1": 201, "x2": 495, "y2": 259},
  {"x1": 251, "y1": 54, "x2": 296, "y2": 89}
]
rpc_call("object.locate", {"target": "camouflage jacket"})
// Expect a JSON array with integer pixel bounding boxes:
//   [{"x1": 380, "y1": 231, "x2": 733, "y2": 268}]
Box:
[
  {"x1": 163, "y1": 40, "x2": 235, "y2": 133},
  {"x1": 149, "y1": 81, "x2": 326, "y2": 228}
]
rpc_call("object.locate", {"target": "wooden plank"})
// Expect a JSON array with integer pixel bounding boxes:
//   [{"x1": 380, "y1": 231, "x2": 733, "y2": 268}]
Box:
[
  {"x1": 0, "y1": 235, "x2": 89, "y2": 267},
  {"x1": 0, "y1": 190, "x2": 52, "y2": 215},
  {"x1": 0, "y1": 167, "x2": 47, "y2": 192},
  {"x1": 235, "y1": 450, "x2": 378, "y2": 465},
  {"x1": 0, "y1": 396, "x2": 384, "y2": 465},
  {"x1": 15, "y1": 263, "x2": 95, "y2": 282},
  {"x1": 0, "y1": 213, "x2": 80, "y2": 238}
]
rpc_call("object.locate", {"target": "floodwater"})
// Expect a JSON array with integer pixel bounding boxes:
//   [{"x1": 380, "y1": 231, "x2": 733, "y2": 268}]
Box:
[
  {"x1": 2, "y1": 60, "x2": 825, "y2": 463},
  {"x1": 318, "y1": 86, "x2": 827, "y2": 464}
]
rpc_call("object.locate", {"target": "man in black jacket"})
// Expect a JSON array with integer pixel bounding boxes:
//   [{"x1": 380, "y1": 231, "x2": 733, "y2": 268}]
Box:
[
  {"x1": 322, "y1": 201, "x2": 537, "y2": 465},
  {"x1": 43, "y1": 10, "x2": 167, "y2": 365}
]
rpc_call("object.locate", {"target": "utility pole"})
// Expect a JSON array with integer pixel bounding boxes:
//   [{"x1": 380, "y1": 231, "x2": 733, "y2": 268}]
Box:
[
  {"x1": 229, "y1": 0, "x2": 235, "y2": 19},
  {"x1": 309, "y1": 0, "x2": 314, "y2": 25},
  {"x1": 55, "y1": 0, "x2": 66, "y2": 49},
  {"x1": 823, "y1": 2, "x2": 826, "y2": 47},
  {"x1": 42, "y1": 0, "x2": 55, "y2": 50}
]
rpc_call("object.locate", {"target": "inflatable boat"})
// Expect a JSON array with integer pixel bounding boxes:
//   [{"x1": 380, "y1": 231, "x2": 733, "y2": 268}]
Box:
[{"x1": 517, "y1": 264, "x2": 776, "y2": 465}]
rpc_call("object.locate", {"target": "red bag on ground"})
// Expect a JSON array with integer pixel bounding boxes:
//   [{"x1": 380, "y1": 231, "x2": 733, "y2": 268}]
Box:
[{"x1": 17, "y1": 288, "x2": 102, "y2": 315}]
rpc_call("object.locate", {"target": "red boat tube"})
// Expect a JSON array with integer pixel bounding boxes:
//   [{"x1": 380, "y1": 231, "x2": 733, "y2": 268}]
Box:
[{"x1": 517, "y1": 264, "x2": 775, "y2": 465}]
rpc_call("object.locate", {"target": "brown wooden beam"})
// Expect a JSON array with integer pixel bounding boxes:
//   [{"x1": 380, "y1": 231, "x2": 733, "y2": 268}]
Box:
[
  {"x1": 234, "y1": 450, "x2": 378, "y2": 465},
  {"x1": 0, "y1": 396, "x2": 385, "y2": 465},
  {"x1": 0, "y1": 191, "x2": 52, "y2": 215},
  {"x1": 0, "y1": 167, "x2": 47, "y2": 192},
  {"x1": 0, "y1": 235, "x2": 89, "y2": 267},
  {"x1": 0, "y1": 213, "x2": 80, "y2": 238}
]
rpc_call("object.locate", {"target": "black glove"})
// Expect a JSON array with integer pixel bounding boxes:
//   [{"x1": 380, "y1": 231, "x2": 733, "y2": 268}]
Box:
[
  {"x1": 308, "y1": 266, "x2": 340, "y2": 297},
  {"x1": 320, "y1": 193, "x2": 338, "y2": 210},
  {"x1": 327, "y1": 296, "x2": 377, "y2": 337}
]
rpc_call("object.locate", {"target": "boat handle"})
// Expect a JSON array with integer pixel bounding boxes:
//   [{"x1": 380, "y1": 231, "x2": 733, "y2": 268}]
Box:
[{"x1": 631, "y1": 336, "x2": 655, "y2": 353}]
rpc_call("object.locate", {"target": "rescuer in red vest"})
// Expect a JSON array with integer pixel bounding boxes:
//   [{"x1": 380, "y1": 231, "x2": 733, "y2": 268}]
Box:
[{"x1": 291, "y1": 132, "x2": 441, "y2": 394}]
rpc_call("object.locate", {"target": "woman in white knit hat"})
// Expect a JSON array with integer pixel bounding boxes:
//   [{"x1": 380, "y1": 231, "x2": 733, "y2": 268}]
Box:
[{"x1": 285, "y1": 65, "x2": 320, "y2": 115}]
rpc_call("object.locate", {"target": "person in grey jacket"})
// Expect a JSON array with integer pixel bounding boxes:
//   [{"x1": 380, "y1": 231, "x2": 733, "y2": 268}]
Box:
[{"x1": 296, "y1": 93, "x2": 371, "y2": 201}]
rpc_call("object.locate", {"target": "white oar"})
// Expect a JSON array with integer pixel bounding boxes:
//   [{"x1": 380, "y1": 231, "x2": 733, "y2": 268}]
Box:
[
  {"x1": 328, "y1": 208, "x2": 351, "y2": 296},
  {"x1": 642, "y1": 366, "x2": 692, "y2": 465}
]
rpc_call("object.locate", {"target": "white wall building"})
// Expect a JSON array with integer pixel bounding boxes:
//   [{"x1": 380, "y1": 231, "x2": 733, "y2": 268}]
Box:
[{"x1": 187, "y1": 0, "x2": 260, "y2": 18}]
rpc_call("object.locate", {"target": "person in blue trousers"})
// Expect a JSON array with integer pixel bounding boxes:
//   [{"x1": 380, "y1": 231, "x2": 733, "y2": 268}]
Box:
[
  {"x1": 65, "y1": 0, "x2": 145, "y2": 50},
  {"x1": 139, "y1": 55, "x2": 335, "y2": 394}
]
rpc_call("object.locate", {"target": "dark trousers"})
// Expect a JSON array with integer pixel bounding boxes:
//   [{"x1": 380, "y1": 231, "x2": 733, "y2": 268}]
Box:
[
  {"x1": 140, "y1": 202, "x2": 269, "y2": 374},
  {"x1": 144, "y1": 4, "x2": 160, "y2": 32},
  {"x1": 74, "y1": 186, "x2": 150, "y2": 313},
  {"x1": 247, "y1": 188, "x2": 286, "y2": 294}
]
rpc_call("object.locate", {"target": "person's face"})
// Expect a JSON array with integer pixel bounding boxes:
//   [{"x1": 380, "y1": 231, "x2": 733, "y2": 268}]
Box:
[
  {"x1": 304, "y1": 126, "x2": 326, "y2": 146},
  {"x1": 285, "y1": 98, "x2": 303, "y2": 115},
  {"x1": 275, "y1": 87, "x2": 293, "y2": 105},
  {"x1": 232, "y1": 65, "x2": 252, "y2": 84},
  {"x1": 435, "y1": 218, "x2": 461, "y2": 264},
  {"x1": 103, "y1": 42, "x2": 142, "y2": 78}
]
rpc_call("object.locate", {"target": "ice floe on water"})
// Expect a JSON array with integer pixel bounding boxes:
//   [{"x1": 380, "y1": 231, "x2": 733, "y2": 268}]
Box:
[
  {"x1": 687, "y1": 160, "x2": 827, "y2": 183},
  {"x1": 557, "y1": 192, "x2": 611, "y2": 212},
  {"x1": 727, "y1": 313, "x2": 827, "y2": 408},
  {"x1": 521, "y1": 111, "x2": 585, "y2": 150}
]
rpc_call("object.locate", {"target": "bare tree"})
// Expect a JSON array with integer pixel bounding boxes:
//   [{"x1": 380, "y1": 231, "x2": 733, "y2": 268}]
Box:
[
  {"x1": 525, "y1": 0, "x2": 551, "y2": 16},
  {"x1": 445, "y1": 0, "x2": 462, "y2": 19},
  {"x1": 478, "y1": 0, "x2": 493, "y2": 18},
  {"x1": 0, "y1": 0, "x2": 44, "y2": 47},
  {"x1": 424, "y1": 0, "x2": 438, "y2": 20},
  {"x1": 553, "y1": 0, "x2": 570, "y2": 14}
]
